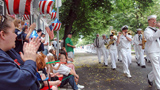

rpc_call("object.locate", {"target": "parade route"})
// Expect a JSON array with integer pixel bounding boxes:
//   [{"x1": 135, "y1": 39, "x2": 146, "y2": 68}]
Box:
[{"x1": 72, "y1": 49, "x2": 156, "y2": 90}]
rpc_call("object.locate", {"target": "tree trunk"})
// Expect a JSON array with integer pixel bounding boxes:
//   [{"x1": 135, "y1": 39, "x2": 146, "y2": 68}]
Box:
[{"x1": 63, "y1": 0, "x2": 81, "y2": 47}]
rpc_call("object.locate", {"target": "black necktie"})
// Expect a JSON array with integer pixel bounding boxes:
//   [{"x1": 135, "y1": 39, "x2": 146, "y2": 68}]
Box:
[
  {"x1": 139, "y1": 35, "x2": 141, "y2": 41},
  {"x1": 96, "y1": 37, "x2": 99, "y2": 48},
  {"x1": 149, "y1": 27, "x2": 160, "y2": 41}
]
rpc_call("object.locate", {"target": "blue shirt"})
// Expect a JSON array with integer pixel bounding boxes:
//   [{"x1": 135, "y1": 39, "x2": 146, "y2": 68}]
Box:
[{"x1": 0, "y1": 49, "x2": 39, "y2": 90}]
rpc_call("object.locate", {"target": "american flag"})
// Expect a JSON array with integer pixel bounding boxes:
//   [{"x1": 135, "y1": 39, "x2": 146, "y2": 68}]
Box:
[
  {"x1": 50, "y1": 9, "x2": 57, "y2": 20},
  {"x1": 39, "y1": 0, "x2": 55, "y2": 14},
  {"x1": 22, "y1": 15, "x2": 30, "y2": 20},
  {"x1": 52, "y1": 18, "x2": 61, "y2": 31},
  {"x1": 5, "y1": 0, "x2": 33, "y2": 15}
]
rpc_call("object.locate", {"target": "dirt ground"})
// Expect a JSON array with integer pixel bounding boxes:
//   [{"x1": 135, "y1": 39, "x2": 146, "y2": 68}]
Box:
[{"x1": 73, "y1": 52, "x2": 156, "y2": 90}]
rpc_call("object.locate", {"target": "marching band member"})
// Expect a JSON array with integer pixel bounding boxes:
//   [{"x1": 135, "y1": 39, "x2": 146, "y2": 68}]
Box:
[
  {"x1": 133, "y1": 28, "x2": 146, "y2": 68},
  {"x1": 108, "y1": 34, "x2": 117, "y2": 70},
  {"x1": 117, "y1": 32, "x2": 122, "y2": 62},
  {"x1": 133, "y1": 32, "x2": 139, "y2": 61},
  {"x1": 127, "y1": 31, "x2": 133, "y2": 64},
  {"x1": 102, "y1": 34, "x2": 109, "y2": 66},
  {"x1": 117, "y1": 25, "x2": 132, "y2": 78},
  {"x1": 144, "y1": 15, "x2": 160, "y2": 90},
  {"x1": 93, "y1": 34, "x2": 107, "y2": 66}
]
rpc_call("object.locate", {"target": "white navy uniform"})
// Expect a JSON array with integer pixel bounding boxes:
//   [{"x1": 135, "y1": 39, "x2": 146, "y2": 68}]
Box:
[
  {"x1": 108, "y1": 39, "x2": 117, "y2": 69},
  {"x1": 128, "y1": 35, "x2": 132, "y2": 64},
  {"x1": 144, "y1": 26, "x2": 160, "y2": 89},
  {"x1": 133, "y1": 34, "x2": 139, "y2": 60},
  {"x1": 119, "y1": 34, "x2": 132, "y2": 77},
  {"x1": 133, "y1": 34, "x2": 145, "y2": 66},
  {"x1": 93, "y1": 37, "x2": 107, "y2": 65},
  {"x1": 103, "y1": 38, "x2": 109, "y2": 65}
]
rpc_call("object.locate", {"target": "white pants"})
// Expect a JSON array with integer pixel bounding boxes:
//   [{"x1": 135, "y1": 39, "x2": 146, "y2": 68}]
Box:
[
  {"x1": 97, "y1": 47, "x2": 107, "y2": 65},
  {"x1": 109, "y1": 49, "x2": 117, "y2": 68},
  {"x1": 137, "y1": 46, "x2": 145, "y2": 66},
  {"x1": 134, "y1": 45, "x2": 139, "y2": 59},
  {"x1": 128, "y1": 48, "x2": 132, "y2": 64},
  {"x1": 148, "y1": 52, "x2": 160, "y2": 89},
  {"x1": 68, "y1": 52, "x2": 74, "y2": 58},
  {"x1": 121, "y1": 48, "x2": 131, "y2": 75},
  {"x1": 118, "y1": 50, "x2": 122, "y2": 60}
]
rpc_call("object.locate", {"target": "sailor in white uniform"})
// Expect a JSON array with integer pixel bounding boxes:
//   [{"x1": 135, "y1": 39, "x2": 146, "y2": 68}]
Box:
[
  {"x1": 117, "y1": 25, "x2": 132, "y2": 78},
  {"x1": 93, "y1": 34, "x2": 107, "y2": 66},
  {"x1": 108, "y1": 34, "x2": 117, "y2": 70},
  {"x1": 102, "y1": 34, "x2": 109, "y2": 66},
  {"x1": 144, "y1": 15, "x2": 160, "y2": 90},
  {"x1": 133, "y1": 28, "x2": 146, "y2": 68}
]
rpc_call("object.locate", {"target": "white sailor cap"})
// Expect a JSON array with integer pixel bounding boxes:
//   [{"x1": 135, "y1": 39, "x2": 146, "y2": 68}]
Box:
[
  {"x1": 121, "y1": 25, "x2": 128, "y2": 30},
  {"x1": 148, "y1": 15, "x2": 157, "y2": 20},
  {"x1": 137, "y1": 28, "x2": 142, "y2": 31}
]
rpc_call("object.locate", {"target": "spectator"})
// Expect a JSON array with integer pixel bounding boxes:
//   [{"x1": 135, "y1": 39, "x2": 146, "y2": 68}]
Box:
[
  {"x1": 48, "y1": 42, "x2": 54, "y2": 51},
  {"x1": 14, "y1": 19, "x2": 36, "y2": 53},
  {"x1": 36, "y1": 53, "x2": 61, "y2": 90},
  {"x1": 52, "y1": 38, "x2": 57, "y2": 49},
  {"x1": 37, "y1": 29, "x2": 44, "y2": 51},
  {"x1": 41, "y1": 33, "x2": 48, "y2": 55},
  {"x1": 53, "y1": 54, "x2": 84, "y2": 90},
  {"x1": 65, "y1": 33, "x2": 76, "y2": 59},
  {"x1": 0, "y1": 15, "x2": 41, "y2": 90}
]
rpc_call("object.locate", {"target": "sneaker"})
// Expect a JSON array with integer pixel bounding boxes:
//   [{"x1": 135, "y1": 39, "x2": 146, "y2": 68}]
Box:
[
  {"x1": 141, "y1": 66, "x2": 146, "y2": 68},
  {"x1": 77, "y1": 84, "x2": 84, "y2": 89},
  {"x1": 126, "y1": 74, "x2": 132, "y2": 78}
]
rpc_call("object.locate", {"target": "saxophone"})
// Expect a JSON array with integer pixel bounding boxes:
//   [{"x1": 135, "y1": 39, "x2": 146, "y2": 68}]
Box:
[
  {"x1": 142, "y1": 32, "x2": 146, "y2": 49},
  {"x1": 106, "y1": 39, "x2": 115, "y2": 49}
]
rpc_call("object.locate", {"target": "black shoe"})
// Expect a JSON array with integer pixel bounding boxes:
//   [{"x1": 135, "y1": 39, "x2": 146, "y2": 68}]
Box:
[
  {"x1": 104, "y1": 64, "x2": 108, "y2": 67},
  {"x1": 112, "y1": 68, "x2": 116, "y2": 70},
  {"x1": 141, "y1": 66, "x2": 146, "y2": 68},
  {"x1": 136, "y1": 62, "x2": 140, "y2": 66},
  {"x1": 118, "y1": 59, "x2": 119, "y2": 61},
  {"x1": 119, "y1": 60, "x2": 122, "y2": 62},
  {"x1": 147, "y1": 75, "x2": 153, "y2": 86},
  {"x1": 99, "y1": 62, "x2": 101, "y2": 64},
  {"x1": 144, "y1": 57, "x2": 147, "y2": 62},
  {"x1": 148, "y1": 61, "x2": 151, "y2": 63}
]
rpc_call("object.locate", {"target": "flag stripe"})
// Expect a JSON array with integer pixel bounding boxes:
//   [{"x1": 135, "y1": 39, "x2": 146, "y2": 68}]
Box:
[
  {"x1": 19, "y1": 0, "x2": 26, "y2": 15},
  {"x1": 13, "y1": 0, "x2": 20, "y2": 14},
  {"x1": 47, "y1": 1, "x2": 53, "y2": 13},
  {"x1": 24, "y1": 0, "x2": 32, "y2": 15},
  {"x1": 42, "y1": 1, "x2": 46, "y2": 14},
  {"x1": 5, "y1": 0, "x2": 10, "y2": 14}
]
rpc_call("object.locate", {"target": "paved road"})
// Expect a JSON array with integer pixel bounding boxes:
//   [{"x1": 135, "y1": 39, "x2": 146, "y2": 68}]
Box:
[{"x1": 73, "y1": 50, "x2": 156, "y2": 90}]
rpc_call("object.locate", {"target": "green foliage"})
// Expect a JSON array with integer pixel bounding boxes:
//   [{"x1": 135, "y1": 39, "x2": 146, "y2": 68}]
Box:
[{"x1": 56, "y1": 0, "x2": 157, "y2": 46}]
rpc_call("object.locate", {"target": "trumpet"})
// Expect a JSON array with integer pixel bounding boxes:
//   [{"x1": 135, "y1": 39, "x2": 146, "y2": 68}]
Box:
[{"x1": 105, "y1": 39, "x2": 115, "y2": 49}]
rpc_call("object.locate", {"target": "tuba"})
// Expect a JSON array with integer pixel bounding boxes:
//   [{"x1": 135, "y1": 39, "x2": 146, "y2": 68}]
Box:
[
  {"x1": 105, "y1": 39, "x2": 115, "y2": 49},
  {"x1": 141, "y1": 31, "x2": 146, "y2": 49}
]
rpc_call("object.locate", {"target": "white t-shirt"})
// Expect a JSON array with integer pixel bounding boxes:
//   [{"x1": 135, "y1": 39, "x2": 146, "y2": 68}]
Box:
[
  {"x1": 53, "y1": 63, "x2": 71, "y2": 76},
  {"x1": 41, "y1": 37, "x2": 48, "y2": 49}
]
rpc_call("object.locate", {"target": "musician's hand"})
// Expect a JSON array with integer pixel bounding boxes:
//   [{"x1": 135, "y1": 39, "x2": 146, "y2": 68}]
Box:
[
  {"x1": 118, "y1": 32, "x2": 121, "y2": 38},
  {"x1": 156, "y1": 22, "x2": 160, "y2": 28},
  {"x1": 123, "y1": 32, "x2": 127, "y2": 37},
  {"x1": 139, "y1": 44, "x2": 142, "y2": 46}
]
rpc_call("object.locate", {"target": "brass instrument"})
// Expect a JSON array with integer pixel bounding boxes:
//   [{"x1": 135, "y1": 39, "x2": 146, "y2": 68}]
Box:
[
  {"x1": 105, "y1": 39, "x2": 115, "y2": 49},
  {"x1": 142, "y1": 31, "x2": 146, "y2": 49},
  {"x1": 110, "y1": 30, "x2": 117, "y2": 35}
]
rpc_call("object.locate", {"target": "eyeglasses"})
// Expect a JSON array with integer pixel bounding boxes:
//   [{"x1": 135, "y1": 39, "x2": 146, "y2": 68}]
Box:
[{"x1": 0, "y1": 15, "x2": 7, "y2": 30}]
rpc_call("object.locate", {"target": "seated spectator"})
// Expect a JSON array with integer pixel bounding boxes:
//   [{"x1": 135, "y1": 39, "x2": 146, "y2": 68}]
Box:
[
  {"x1": 53, "y1": 54, "x2": 84, "y2": 90},
  {"x1": 0, "y1": 14, "x2": 41, "y2": 90},
  {"x1": 36, "y1": 52, "x2": 61, "y2": 90},
  {"x1": 49, "y1": 49, "x2": 57, "y2": 61}
]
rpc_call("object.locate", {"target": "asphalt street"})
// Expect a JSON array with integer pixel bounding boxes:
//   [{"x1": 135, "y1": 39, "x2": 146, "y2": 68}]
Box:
[{"x1": 73, "y1": 50, "x2": 156, "y2": 90}]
